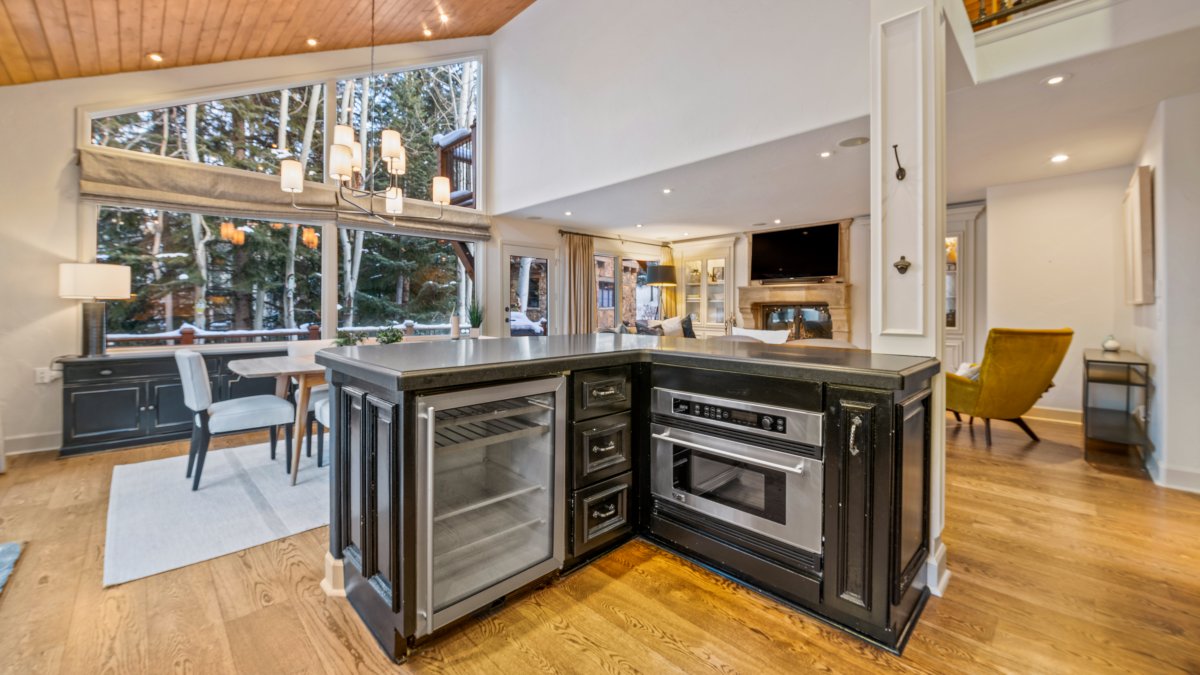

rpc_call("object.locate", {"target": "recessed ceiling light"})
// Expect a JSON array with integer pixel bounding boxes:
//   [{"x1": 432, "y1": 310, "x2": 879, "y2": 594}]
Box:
[
  {"x1": 839, "y1": 136, "x2": 869, "y2": 147},
  {"x1": 305, "y1": 38, "x2": 319, "y2": 47},
  {"x1": 423, "y1": 27, "x2": 433, "y2": 37},
  {"x1": 662, "y1": 188, "x2": 672, "y2": 194},
  {"x1": 774, "y1": 219, "x2": 782, "y2": 224},
  {"x1": 564, "y1": 211, "x2": 572, "y2": 216},
  {"x1": 819, "y1": 151, "x2": 832, "y2": 158},
  {"x1": 1051, "y1": 154, "x2": 1070, "y2": 163},
  {"x1": 635, "y1": 223, "x2": 643, "y2": 228},
  {"x1": 439, "y1": 12, "x2": 449, "y2": 23},
  {"x1": 682, "y1": 232, "x2": 689, "y2": 237},
  {"x1": 146, "y1": 52, "x2": 164, "y2": 63},
  {"x1": 1042, "y1": 73, "x2": 1070, "y2": 86}
]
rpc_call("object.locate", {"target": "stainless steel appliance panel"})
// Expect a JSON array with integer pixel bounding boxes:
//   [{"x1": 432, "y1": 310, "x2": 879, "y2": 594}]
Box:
[{"x1": 653, "y1": 388, "x2": 823, "y2": 447}]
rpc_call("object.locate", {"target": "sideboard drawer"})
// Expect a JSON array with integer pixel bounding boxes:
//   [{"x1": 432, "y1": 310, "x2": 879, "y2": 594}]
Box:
[
  {"x1": 64, "y1": 359, "x2": 181, "y2": 384},
  {"x1": 572, "y1": 366, "x2": 632, "y2": 421},
  {"x1": 572, "y1": 412, "x2": 632, "y2": 489}
]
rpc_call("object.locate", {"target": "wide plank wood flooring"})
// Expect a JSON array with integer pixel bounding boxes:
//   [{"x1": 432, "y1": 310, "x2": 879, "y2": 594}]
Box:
[{"x1": 2, "y1": 417, "x2": 1199, "y2": 673}]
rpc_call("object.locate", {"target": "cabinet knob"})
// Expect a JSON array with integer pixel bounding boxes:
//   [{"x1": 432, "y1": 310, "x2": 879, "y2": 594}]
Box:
[
  {"x1": 139, "y1": 406, "x2": 146, "y2": 411},
  {"x1": 99, "y1": 369, "x2": 113, "y2": 376}
]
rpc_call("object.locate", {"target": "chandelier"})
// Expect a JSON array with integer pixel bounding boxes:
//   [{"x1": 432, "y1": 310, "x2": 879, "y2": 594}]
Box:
[{"x1": 278, "y1": 0, "x2": 451, "y2": 223}]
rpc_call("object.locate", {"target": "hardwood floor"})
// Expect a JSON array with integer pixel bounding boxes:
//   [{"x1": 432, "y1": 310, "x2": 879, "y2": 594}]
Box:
[{"x1": 2, "y1": 417, "x2": 1199, "y2": 673}]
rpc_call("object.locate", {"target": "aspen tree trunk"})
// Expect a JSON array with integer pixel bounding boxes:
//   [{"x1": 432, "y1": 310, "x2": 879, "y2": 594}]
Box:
[
  {"x1": 155, "y1": 110, "x2": 175, "y2": 329},
  {"x1": 277, "y1": 89, "x2": 290, "y2": 152},
  {"x1": 185, "y1": 103, "x2": 210, "y2": 330}
]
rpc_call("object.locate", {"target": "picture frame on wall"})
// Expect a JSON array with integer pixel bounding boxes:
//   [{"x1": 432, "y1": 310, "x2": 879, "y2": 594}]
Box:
[{"x1": 1123, "y1": 165, "x2": 1154, "y2": 305}]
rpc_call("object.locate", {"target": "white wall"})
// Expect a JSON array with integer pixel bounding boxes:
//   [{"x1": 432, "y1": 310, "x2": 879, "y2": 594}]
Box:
[
  {"x1": 985, "y1": 166, "x2": 1135, "y2": 413},
  {"x1": 488, "y1": 0, "x2": 869, "y2": 214},
  {"x1": 0, "y1": 38, "x2": 490, "y2": 453},
  {"x1": 1134, "y1": 91, "x2": 1200, "y2": 491}
]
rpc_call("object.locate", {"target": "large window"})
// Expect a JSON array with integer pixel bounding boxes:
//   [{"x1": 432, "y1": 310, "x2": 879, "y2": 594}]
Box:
[
  {"x1": 97, "y1": 207, "x2": 322, "y2": 344},
  {"x1": 595, "y1": 255, "x2": 662, "y2": 331},
  {"x1": 337, "y1": 228, "x2": 473, "y2": 336},
  {"x1": 336, "y1": 59, "x2": 479, "y2": 204},
  {"x1": 92, "y1": 86, "x2": 326, "y2": 179}
]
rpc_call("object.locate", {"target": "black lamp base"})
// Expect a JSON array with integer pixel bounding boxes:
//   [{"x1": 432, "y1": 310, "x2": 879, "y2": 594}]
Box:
[{"x1": 81, "y1": 301, "x2": 108, "y2": 357}]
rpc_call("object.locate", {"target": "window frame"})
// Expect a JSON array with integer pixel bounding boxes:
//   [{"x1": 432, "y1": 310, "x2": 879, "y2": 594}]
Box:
[{"x1": 77, "y1": 50, "x2": 488, "y2": 345}]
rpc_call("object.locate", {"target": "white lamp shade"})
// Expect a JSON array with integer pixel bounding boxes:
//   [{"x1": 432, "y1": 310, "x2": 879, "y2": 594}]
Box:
[
  {"x1": 333, "y1": 124, "x2": 355, "y2": 147},
  {"x1": 280, "y1": 159, "x2": 303, "y2": 193},
  {"x1": 388, "y1": 147, "x2": 407, "y2": 176},
  {"x1": 59, "y1": 263, "x2": 131, "y2": 300},
  {"x1": 381, "y1": 129, "x2": 403, "y2": 159},
  {"x1": 329, "y1": 144, "x2": 352, "y2": 182},
  {"x1": 432, "y1": 176, "x2": 451, "y2": 205},
  {"x1": 385, "y1": 187, "x2": 404, "y2": 214},
  {"x1": 350, "y1": 141, "x2": 363, "y2": 172}
]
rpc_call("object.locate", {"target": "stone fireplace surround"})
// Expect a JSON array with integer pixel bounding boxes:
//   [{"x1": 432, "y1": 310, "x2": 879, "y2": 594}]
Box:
[{"x1": 737, "y1": 282, "x2": 851, "y2": 343}]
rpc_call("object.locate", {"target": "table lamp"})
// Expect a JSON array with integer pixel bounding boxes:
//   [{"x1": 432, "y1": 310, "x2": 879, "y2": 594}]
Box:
[{"x1": 59, "y1": 263, "x2": 132, "y2": 357}]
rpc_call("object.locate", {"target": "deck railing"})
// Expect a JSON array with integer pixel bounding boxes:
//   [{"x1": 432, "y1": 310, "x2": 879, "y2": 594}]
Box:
[
  {"x1": 108, "y1": 324, "x2": 322, "y2": 346},
  {"x1": 437, "y1": 123, "x2": 475, "y2": 208},
  {"x1": 967, "y1": 0, "x2": 1064, "y2": 31}
]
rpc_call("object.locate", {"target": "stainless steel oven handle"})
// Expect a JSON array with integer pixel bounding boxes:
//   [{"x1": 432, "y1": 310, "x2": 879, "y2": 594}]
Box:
[{"x1": 651, "y1": 430, "x2": 806, "y2": 476}]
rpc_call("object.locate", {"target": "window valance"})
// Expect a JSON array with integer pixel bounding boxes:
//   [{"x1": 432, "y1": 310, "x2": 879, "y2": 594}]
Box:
[{"x1": 78, "y1": 146, "x2": 491, "y2": 241}]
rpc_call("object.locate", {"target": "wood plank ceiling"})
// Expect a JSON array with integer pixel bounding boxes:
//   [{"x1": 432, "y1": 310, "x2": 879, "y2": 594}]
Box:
[{"x1": 0, "y1": 0, "x2": 535, "y2": 86}]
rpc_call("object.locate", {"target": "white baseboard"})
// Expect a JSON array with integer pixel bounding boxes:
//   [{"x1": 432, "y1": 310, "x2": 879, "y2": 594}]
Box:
[
  {"x1": 1026, "y1": 406, "x2": 1082, "y2": 424},
  {"x1": 1147, "y1": 458, "x2": 1200, "y2": 495},
  {"x1": 925, "y1": 539, "x2": 950, "y2": 597},
  {"x1": 2, "y1": 432, "x2": 59, "y2": 456}
]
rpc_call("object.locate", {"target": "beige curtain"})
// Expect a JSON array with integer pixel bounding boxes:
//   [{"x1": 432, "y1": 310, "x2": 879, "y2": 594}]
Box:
[
  {"x1": 79, "y1": 145, "x2": 492, "y2": 241},
  {"x1": 660, "y1": 244, "x2": 678, "y2": 319},
  {"x1": 563, "y1": 232, "x2": 596, "y2": 334}
]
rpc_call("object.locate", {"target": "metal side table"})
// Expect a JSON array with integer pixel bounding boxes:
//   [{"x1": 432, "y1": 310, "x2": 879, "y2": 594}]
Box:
[{"x1": 1082, "y1": 349, "x2": 1150, "y2": 460}]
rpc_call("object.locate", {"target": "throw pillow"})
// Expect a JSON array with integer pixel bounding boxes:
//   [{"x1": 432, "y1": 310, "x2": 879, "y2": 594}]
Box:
[
  {"x1": 955, "y1": 362, "x2": 981, "y2": 381},
  {"x1": 661, "y1": 316, "x2": 684, "y2": 337},
  {"x1": 681, "y1": 315, "x2": 697, "y2": 338}
]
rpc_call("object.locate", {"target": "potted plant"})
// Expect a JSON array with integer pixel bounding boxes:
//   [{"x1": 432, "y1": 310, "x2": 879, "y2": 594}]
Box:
[
  {"x1": 334, "y1": 330, "x2": 363, "y2": 347},
  {"x1": 377, "y1": 325, "x2": 405, "y2": 345},
  {"x1": 468, "y1": 299, "x2": 484, "y2": 338}
]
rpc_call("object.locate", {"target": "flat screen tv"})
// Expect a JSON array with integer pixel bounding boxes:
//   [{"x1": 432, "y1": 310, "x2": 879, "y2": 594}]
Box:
[{"x1": 751, "y1": 223, "x2": 841, "y2": 282}]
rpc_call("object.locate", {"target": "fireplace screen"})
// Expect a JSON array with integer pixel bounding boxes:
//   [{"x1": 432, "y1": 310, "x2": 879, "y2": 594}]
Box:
[{"x1": 761, "y1": 304, "x2": 833, "y2": 340}]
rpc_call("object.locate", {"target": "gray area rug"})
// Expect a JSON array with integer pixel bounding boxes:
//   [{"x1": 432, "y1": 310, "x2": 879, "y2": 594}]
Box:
[
  {"x1": 0, "y1": 541, "x2": 22, "y2": 594},
  {"x1": 104, "y1": 440, "x2": 328, "y2": 586}
]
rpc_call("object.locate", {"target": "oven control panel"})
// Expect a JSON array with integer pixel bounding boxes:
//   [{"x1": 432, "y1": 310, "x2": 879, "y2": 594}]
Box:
[{"x1": 673, "y1": 398, "x2": 787, "y2": 434}]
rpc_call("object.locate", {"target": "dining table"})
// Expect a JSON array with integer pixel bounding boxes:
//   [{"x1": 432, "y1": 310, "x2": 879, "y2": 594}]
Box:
[{"x1": 227, "y1": 354, "x2": 327, "y2": 486}]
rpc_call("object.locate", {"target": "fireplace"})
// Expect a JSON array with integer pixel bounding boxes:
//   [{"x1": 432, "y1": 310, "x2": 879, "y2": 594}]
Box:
[
  {"x1": 761, "y1": 304, "x2": 833, "y2": 340},
  {"x1": 738, "y1": 282, "x2": 851, "y2": 343}
]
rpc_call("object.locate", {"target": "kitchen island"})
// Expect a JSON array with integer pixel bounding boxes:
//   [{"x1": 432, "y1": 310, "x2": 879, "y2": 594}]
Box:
[{"x1": 316, "y1": 335, "x2": 939, "y2": 661}]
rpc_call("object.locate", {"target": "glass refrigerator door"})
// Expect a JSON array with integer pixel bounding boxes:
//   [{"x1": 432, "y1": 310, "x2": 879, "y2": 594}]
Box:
[{"x1": 417, "y1": 377, "x2": 565, "y2": 635}]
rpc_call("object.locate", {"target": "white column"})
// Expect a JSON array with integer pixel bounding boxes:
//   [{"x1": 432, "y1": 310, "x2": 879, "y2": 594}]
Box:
[{"x1": 869, "y1": 0, "x2": 950, "y2": 596}]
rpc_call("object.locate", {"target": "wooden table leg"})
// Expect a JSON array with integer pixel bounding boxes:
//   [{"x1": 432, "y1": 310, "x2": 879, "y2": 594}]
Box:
[
  {"x1": 291, "y1": 374, "x2": 312, "y2": 486},
  {"x1": 274, "y1": 374, "x2": 289, "y2": 399}
]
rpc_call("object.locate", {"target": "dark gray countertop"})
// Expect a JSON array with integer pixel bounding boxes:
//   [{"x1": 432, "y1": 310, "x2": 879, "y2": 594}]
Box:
[{"x1": 316, "y1": 334, "x2": 940, "y2": 391}]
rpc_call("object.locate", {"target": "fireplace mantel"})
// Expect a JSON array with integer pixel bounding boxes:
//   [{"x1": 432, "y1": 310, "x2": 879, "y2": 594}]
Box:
[{"x1": 738, "y1": 282, "x2": 851, "y2": 343}]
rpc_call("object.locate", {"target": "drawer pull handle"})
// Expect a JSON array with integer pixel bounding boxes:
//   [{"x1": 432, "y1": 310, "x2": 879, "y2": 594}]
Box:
[
  {"x1": 592, "y1": 504, "x2": 617, "y2": 519},
  {"x1": 591, "y1": 441, "x2": 616, "y2": 454},
  {"x1": 99, "y1": 369, "x2": 113, "y2": 376},
  {"x1": 590, "y1": 386, "x2": 619, "y2": 398},
  {"x1": 849, "y1": 414, "x2": 863, "y2": 457}
]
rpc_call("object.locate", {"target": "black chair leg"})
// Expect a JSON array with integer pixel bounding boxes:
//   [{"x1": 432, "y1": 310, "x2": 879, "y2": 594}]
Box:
[
  {"x1": 284, "y1": 423, "x2": 294, "y2": 475},
  {"x1": 191, "y1": 429, "x2": 211, "y2": 491},
  {"x1": 317, "y1": 422, "x2": 324, "y2": 468},
  {"x1": 306, "y1": 412, "x2": 314, "y2": 457},
  {"x1": 984, "y1": 418, "x2": 992, "y2": 446},
  {"x1": 269, "y1": 425, "x2": 278, "y2": 460},
  {"x1": 1011, "y1": 417, "x2": 1040, "y2": 442},
  {"x1": 186, "y1": 425, "x2": 201, "y2": 478},
  {"x1": 952, "y1": 410, "x2": 962, "y2": 422}
]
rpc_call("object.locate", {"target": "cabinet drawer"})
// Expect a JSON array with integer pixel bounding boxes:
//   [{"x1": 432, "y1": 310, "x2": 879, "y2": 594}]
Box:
[
  {"x1": 64, "y1": 359, "x2": 179, "y2": 384},
  {"x1": 572, "y1": 412, "x2": 632, "y2": 488},
  {"x1": 572, "y1": 473, "x2": 633, "y2": 557},
  {"x1": 572, "y1": 366, "x2": 631, "y2": 421}
]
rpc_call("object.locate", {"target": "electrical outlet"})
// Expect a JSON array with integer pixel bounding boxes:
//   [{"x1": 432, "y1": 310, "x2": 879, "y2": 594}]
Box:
[{"x1": 34, "y1": 367, "x2": 62, "y2": 384}]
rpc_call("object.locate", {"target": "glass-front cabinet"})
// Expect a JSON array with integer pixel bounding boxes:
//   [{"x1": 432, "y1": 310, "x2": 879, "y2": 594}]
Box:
[
  {"x1": 944, "y1": 205, "x2": 983, "y2": 368},
  {"x1": 676, "y1": 239, "x2": 735, "y2": 337}
]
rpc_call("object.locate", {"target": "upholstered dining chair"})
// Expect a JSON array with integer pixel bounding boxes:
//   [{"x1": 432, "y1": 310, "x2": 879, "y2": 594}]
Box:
[
  {"x1": 313, "y1": 396, "x2": 331, "y2": 466},
  {"x1": 175, "y1": 350, "x2": 296, "y2": 490},
  {"x1": 287, "y1": 338, "x2": 335, "y2": 466},
  {"x1": 946, "y1": 328, "x2": 1074, "y2": 445}
]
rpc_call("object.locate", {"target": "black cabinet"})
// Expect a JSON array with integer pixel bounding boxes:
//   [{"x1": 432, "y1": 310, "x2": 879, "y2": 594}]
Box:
[{"x1": 59, "y1": 350, "x2": 287, "y2": 456}]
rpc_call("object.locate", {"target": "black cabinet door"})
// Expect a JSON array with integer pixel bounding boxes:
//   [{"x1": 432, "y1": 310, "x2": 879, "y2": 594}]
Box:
[
  {"x1": 145, "y1": 377, "x2": 210, "y2": 435},
  {"x1": 823, "y1": 385, "x2": 894, "y2": 630},
  {"x1": 64, "y1": 383, "x2": 146, "y2": 444}
]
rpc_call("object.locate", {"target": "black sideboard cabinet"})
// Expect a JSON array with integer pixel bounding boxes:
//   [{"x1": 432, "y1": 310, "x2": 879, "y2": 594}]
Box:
[{"x1": 58, "y1": 350, "x2": 285, "y2": 456}]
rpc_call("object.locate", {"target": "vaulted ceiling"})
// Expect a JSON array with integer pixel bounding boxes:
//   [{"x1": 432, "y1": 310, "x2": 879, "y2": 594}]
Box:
[{"x1": 0, "y1": 0, "x2": 534, "y2": 86}]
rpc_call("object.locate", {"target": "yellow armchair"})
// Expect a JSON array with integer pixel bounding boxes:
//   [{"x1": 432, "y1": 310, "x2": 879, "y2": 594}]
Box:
[{"x1": 947, "y1": 328, "x2": 1073, "y2": 444}]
